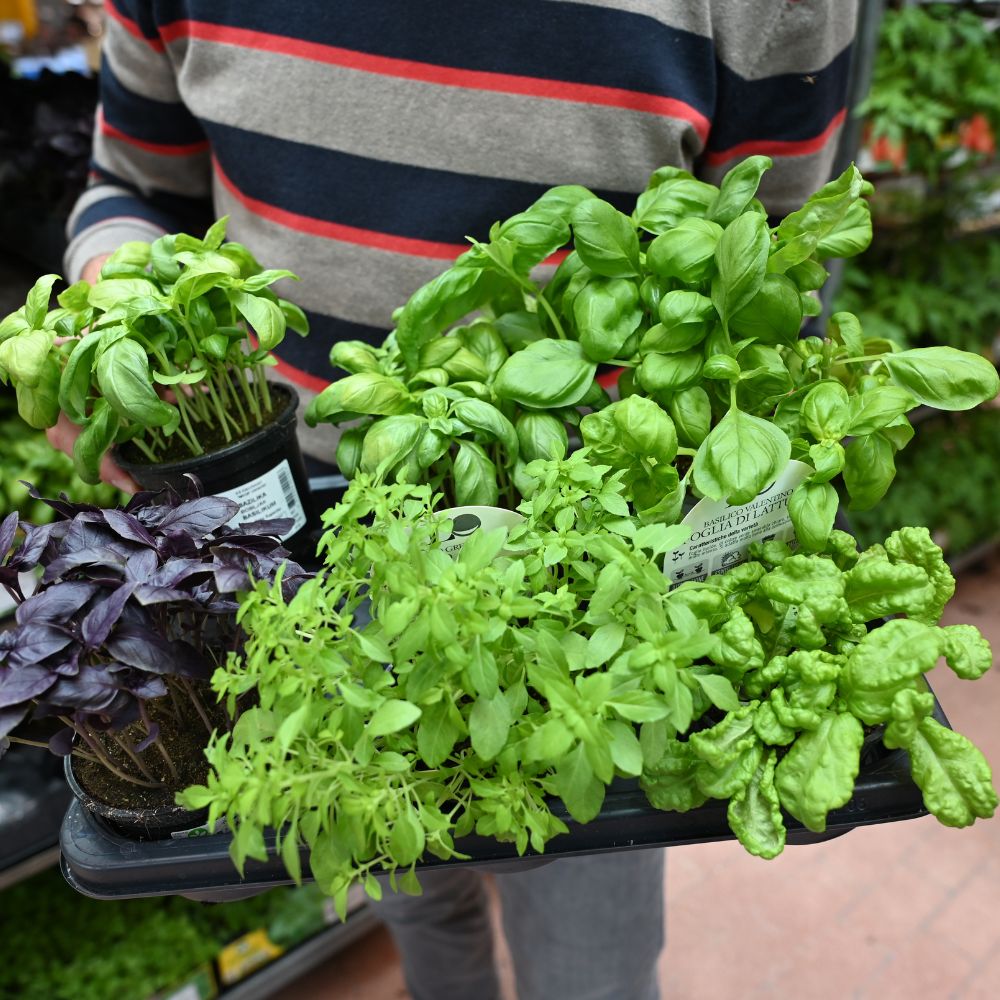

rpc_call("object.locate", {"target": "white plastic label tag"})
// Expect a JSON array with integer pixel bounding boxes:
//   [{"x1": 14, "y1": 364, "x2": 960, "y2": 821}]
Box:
[
  {"x1": 218, "y1": 459, "x2": 307, "y2": 540},
  {"x1": 437, "y1": 506, "x2": 525, "y2": 558},
  {"x1": 665, "y1": 460, "x2": 812, "y2": 585}
]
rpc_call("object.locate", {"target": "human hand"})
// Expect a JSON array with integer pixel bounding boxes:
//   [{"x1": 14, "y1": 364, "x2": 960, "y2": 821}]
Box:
[{"x1": 45, "y1": 253, "x2": 139, "y2": 493}]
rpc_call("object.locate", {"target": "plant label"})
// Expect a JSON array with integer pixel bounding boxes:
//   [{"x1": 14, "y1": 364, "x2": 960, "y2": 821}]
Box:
[
  {"x1": 217, "y1": 459, "x2": 306, "y2": 539},
  {"x1": 665, "y1": 460, "x2": 813, "y2": 584},
  {"x1": 437, "y1": 506, "x2": 525, "y2": 558}
]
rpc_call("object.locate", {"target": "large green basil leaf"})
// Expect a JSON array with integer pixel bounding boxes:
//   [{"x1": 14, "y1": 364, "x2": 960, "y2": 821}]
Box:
[
  {"x1": 573, "y1": 277, "x2": 643, "y2": 362},
  {"x1": 229, "y1": 290, "x2": 287, "y2": 351},
  {"x1": 529, "y1": 184, "x2": 597, "y2": 221},
  {"x1": 72, "y1": 398, "x2": 119, "y2": 484},
  {"x1": 692, "y1": 408, "x2": 791, "y2": 504},
  {"x1": 309, "y1": 373, "x2": 411, "y2": 421},
  {"x1": 633, "y1": 178, "x2": 718, "y2": 235},
  {"x1": 493, "y1": 339, "x2": 597, "y2": 407},
  {"x1": 0, "y1": 327, "x2": 54, "y2": 387},
  {"x1": 460, "y1": 320, "x2": 509, "y2": 375},
  {"x1": 882, "y1": 346, "x2": 1000, "y2": 411},
  {"x1": 711, "y1": 212, "x2": 770, "y2": 330},
  {"x1": 335, "y1": 426, "x2": 366, "y2": 478},
  {"x1": 637, "y1": 350, "x2": 703, "y2": 393},
  {"x1": 669, "y1": 386, "x2": 712, "y2": 446},
  {"x1": 774, "y1": 713, "x2": 863, "y2": 833},
  {"x1": 646, "y1": 219, "x2": 722, "y2": 284},
  {"x1": 656, "y1": 290, "x2": 715, "y2": 349},
  {"x1": 766, "y1": 233, "x2": 820, "y2": 275},
  {"x1": 788, "y1": 481, "x2": 838, "y2": 552},
  {"x1": 24, "y1": 274, "x2": 60, "y2": 328},
  {"x1": 708, "y1": 155, "x2": 772, "y2": 226},
  {"x1": 726, "y1": 750, "x2": 786, "y2": 859},
  {"x1": 516, "y1": 412, "x2": 568, "y2": 462},
  {"x1": 88, "y1": 277, "x2": 162, "y2": 312},
  {"x1": 95, "y1": 338, "x2": 177, "y2": 430},
  {"x1": 801, "y1": 381, "x2": 850, "y2": 440},
  {"x1": 843, "y1": 433, "x2": 895, "y2": 510},
  {"x1": 359, "y1": 414, "x2": 427, "y2": 476},
  {"x1": 815, "y1": 199, "x2": 872, "y2": 259},
  {"x1": 777, "y1": 164, "x2": 866, "y2": 244},
  {"x1": 729, "y1": 274, "x2": 802, "y2": 346},
  {"x1": 846, "y1": 386, "x2": 914, "y2": 435},
  {"x1": 494, "y1": 210, "x2": 570, "y2": 274},
  {"x1": 15, "y1": 356, "x2": 61, "y2": 429},
  {"x1": 583, "y1": 394, "x2": 678, "y2": 467},
  {"x1": 570, "y1": 199, "x2": 641, "y2": 277},
  {"x1": 453, "y1": 440, "x2": 499, "y2": 506},
  {"x1": 58, "y1": 331, "x2": 103, "y2": 423},
  {"x1": 453, "y1": 398, "x2": 519, "y2": 458}
]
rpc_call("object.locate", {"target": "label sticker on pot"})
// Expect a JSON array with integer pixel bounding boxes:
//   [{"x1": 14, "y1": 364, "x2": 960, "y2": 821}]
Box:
[
  {"x1": 664, "y1": 460, "x2": 812, "y2": 585},
  {"x1": 217, "y1": 459, "x2": 306, "y2": 540},
  {"x1": 170, "y1": 817, "x2": 228, "y2": 839},
  {"x1": 438, "y1": 506, "x2": 525, "y2": 559}
]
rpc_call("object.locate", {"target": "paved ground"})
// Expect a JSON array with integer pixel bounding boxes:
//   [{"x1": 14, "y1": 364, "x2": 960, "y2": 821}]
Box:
[{"x1": 276, "y1": 555, "x2": 1000, "y2": 1000}]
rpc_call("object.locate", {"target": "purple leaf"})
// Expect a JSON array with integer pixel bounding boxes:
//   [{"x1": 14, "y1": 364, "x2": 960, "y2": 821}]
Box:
[
  {"x1": 0, "y1": 704, "x2": 29, "y2": 740},
  {"x1": 235, "y1": 517, "x2": 294, "y2": 538},
  {"x1": 106, "y1": 628, "x2": 210, "y2": 679},
  {"x1": 133, "y1": 585, "x2": 193, "y2": 606},
  {"x1": 22, "y1": 483, "x2": 102, "y2": 520},
  {"x1": 7, "y1": 624, "x2": 73, "y2": 670},
  {"x1": 42, "y1": 547, "x2": 127, "y2": 583},
  {"x1": 0, "y1": 512, "x2": 19, "y2": 559},
  {"x1": 81, "y1": 581, "x2": 137, "y2": 649},
  {"x1": 52, "y1": 649, "x2": 82, "y2": 677},
  {"x1": 48, "y1": 727, "x2": 75, "y2": 756},
  {"x1": 124, "y1": 674, "x2": 169, "y2": 700},
  {"x1": 0, "y1": 663, "x2": 56, "y2": 708},
  {"x1": 9, "y1": 522, "x2": 55, "y2": 570},
  {"x1": 156, "y1": 530, "x2": 199, "y2": 559},
  {"x1": 124, "y1": 548, "x2": 160, "y2": 584},
  {"x1": 148, "y1": 558, "x2": 209, "y2": 588},
  {"x1": 103, "y1": 509, "x2": 158, "y2": 548},
  {"x1": 45, "y1": 664, "x2": 122, "y2": 712},
  {"x1": 15, "y1": 582, "x2": 99, "y2": 626},
  {"x1": 158, "y1": 497, "x2": 239, "y2": 538}
]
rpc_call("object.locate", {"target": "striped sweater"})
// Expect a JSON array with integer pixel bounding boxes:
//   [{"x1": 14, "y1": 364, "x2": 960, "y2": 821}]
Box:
[{"x1": 66, "y1": 0, "x2": 857, "y2": 462}]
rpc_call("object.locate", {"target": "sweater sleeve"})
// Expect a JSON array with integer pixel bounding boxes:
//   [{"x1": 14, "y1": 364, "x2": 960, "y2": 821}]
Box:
[
  {"x1": 698, "y1": 0, "x2": 859, "y2": 215},
  {"x1": 64, "y1": 0, "x2": 213, "y2": 280}
]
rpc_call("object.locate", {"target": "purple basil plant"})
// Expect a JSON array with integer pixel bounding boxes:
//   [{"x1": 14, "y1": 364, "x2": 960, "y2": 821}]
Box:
[{"x1": 0, "y1": 479, "x2": 307, "y2": 788}]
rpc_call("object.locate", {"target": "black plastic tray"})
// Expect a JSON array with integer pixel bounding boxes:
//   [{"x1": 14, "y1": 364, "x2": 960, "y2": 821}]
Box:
[
  {"x1": 1, "y1": 745, "x2": 73, "y2": 888},
  {"x1": 60, "y1": 700, "x2": 946, "y2": 902}
]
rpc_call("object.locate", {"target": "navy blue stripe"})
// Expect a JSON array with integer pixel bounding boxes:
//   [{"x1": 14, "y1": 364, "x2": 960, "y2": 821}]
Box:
[
  {"x1": 275, "y1": 309, "x2": 389, "y2": 377},
  {"x1": 158, "y1": 0, "x2": 716, "y2": 115},
  {"x1": 206, "y1": 121, "x2": 636, "y2": 245},
  {"x1": 74, "y1": 193, "x2": 185, "y2": 237},
  {"x1": 88, "y1": 165, "x2": 212, "y2": 228},
  {"x1": 101, "y1": 60, "x2": 207, "y2": 147},
  {"x1": 108, "y1": 0, "x2": 160, "y2": 39},
  {"x1": 708, "y1": 45, "x2": 852, "y2": 151}
]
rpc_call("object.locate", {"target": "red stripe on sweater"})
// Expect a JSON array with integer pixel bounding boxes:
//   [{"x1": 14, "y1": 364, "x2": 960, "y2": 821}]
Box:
[
  {"x1": 159, "y1": 20, "x2": 710, "y2": 140},
  {"x1": 214, "y1": 158, "x2": 568, "y2": 265},
  {"x1": 98, "y1": 110, "x2": 210, "y2": 157},
  {"x1": 703, "y1": 108, "x2": 846, "y2": 166},
  {"x1": 105, "y1": 0, "x2": 166, "y2": 52}
]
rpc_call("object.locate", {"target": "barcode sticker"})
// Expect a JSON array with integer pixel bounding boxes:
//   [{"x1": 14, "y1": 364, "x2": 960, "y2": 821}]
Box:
[{"x1": 218, "y1": 459, "x2": 307, "y2": 540}]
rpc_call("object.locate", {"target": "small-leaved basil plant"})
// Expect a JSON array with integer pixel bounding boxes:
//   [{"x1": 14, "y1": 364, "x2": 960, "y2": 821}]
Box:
[
  {"x1": 306, "y1": 158, "x2": 999, "y2": 549},
  {"x1": 180, "y1": 456, "x2": 996, "y2": 914},
  {"x1": 0, "y1": 217, "x2": 309, "y2": 483}
]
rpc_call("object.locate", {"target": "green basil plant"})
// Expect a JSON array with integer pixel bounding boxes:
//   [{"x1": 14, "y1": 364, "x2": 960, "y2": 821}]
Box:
[
  {"x1": 306, "y1": 158, "x2": 998, "y2": 550},
  {"x1": 0, "y1": 218, "x2": 308, "y2": 483},
  {"x1": 181, "y1": 455, "x2": 996, "y2": 912}
]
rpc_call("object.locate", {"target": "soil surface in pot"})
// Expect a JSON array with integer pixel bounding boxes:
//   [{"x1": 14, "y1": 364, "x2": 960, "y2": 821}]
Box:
[
  {"x1": 74, "y1": 686, "x2": 227, "y2": 811},
  {"x1": 117, "y1": 382, "x2": 288, "y2": 466}
]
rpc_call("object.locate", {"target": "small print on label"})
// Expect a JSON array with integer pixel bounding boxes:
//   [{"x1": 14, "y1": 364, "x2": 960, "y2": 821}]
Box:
[
  {"x1": 218, "y1": 459, "x2": 307, "y2": 540},
  {"x1": 170, "y1": 817, "x2": 229, "y2": 839},
  {"x1": 664, "y1": 460, "x2": 812, "y2": 585},
  {"x1": 437, "y1": 506, "x2": 525, "y2": 559}
]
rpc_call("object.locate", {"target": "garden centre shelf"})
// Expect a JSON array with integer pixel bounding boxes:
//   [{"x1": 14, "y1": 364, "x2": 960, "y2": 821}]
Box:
[
  {"x1": 0, "y1": 746, "x2": 73, "y2": 890},
  {"x1": 60, "y1": 698, "x2": 950, "y2": 903}
]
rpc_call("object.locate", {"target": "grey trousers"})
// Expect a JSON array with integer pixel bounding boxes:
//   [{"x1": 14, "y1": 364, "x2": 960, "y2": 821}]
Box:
[{"x1": 369, "y1": 849, "x2": 664, "y2": 1000}]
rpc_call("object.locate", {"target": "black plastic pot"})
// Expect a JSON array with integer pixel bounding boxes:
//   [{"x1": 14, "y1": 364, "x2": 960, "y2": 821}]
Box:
[
  {"x1": 114, "y1": 383, "x2": 317, "y2": 558},
  {"x1": 64, "y1": 755, "x2": 207, "y2": 841}
]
